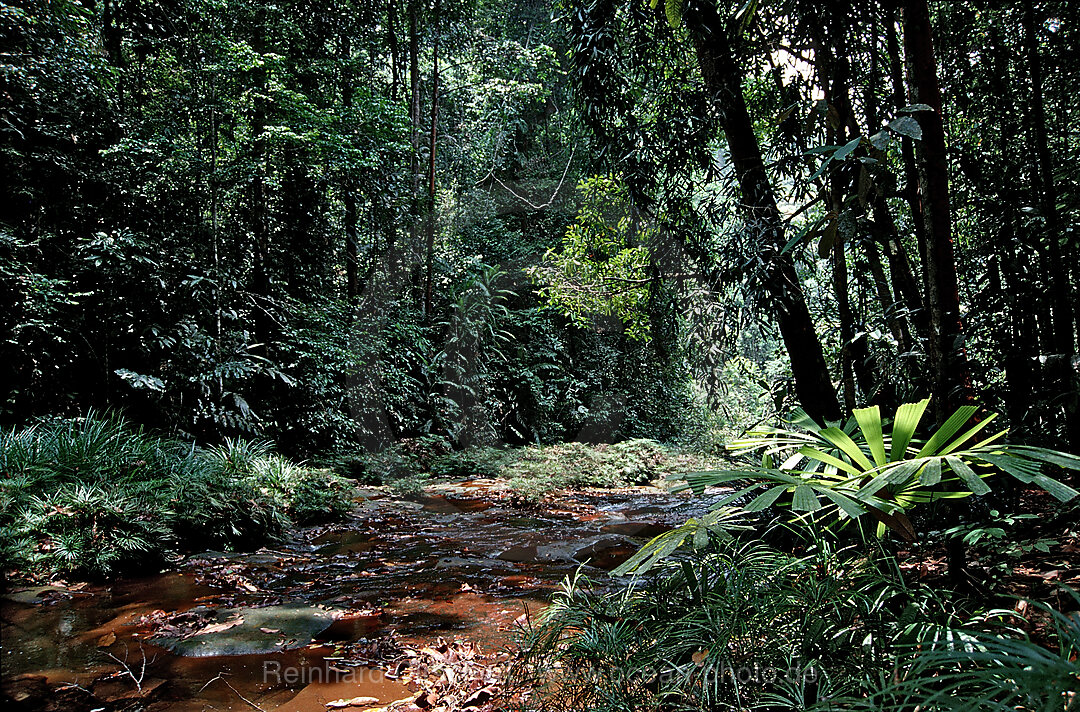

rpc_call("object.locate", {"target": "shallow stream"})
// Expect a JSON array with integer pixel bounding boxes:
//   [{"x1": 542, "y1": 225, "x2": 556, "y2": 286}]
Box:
[{"x1": 2, "y1": 480, "x2": 719, "y2": 711}]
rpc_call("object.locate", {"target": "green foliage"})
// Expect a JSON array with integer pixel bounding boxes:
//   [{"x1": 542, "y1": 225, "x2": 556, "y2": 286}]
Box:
[
  {"x1": 16, "y1": 483, "x2": 171, "y2": 577},
  {"x1": 504, "y1": 439, "x2": 705, "y2": 501},
  {"x1": 0, "y1": 415, "x2": 351, "y2": 577},
  {"x1": 683, "y1": 399, "x2": 1079, "y2": 540},
  {"x1": 515, "y1": 533, "x2": 946, "y2": 711},
  {"x1": 0, "y1": 0, "x2": 700, "y2": 457},
  {"x1": 340, "y1": 434, "x2": 506, "y2": 495},
  {"x1": 869, "y1": 592, "x2": 1080, "y2": 711},
  {"x1": 528, "y1": 175, "x2": 654, "y2": 340}
]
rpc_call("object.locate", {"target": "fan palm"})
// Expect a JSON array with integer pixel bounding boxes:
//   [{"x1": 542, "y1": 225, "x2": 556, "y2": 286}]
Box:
[{"x1": 682, "y1": 398, "x2": 1079, "y2": 542}]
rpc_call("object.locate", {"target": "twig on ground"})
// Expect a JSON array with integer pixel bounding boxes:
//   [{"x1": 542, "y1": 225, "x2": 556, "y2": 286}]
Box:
[
  {"x1": 200, "y1": 673, "x2": 268, "y2": 712},
  {"x1": 102, "y1": 641, "x2": 152, "y2": 692}
]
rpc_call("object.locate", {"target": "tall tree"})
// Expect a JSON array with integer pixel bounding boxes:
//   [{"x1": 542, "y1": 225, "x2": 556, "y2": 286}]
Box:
[
  {"x1": 1021, "y1": 0, "x2": 1078, "y2": 449},
  {"x1": 901, "y1": 0, "x2": 970, "y2": 418}
]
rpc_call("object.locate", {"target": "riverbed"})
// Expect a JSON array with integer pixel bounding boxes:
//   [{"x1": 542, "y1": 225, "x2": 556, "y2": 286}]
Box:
[{"x1": 2, "y1": 480, "x2": 719, "y2": 711}]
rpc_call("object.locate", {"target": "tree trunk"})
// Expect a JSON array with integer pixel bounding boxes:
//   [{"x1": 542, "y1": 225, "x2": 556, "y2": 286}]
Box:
[
  {"x1": 865, "y1": 10, "x2": 927, "y2": 351},
  {"x1": 1022, "y1": 0, "x2": 1078, "y2": 450},
  {"x1": 250, "y1": 5, "x2": 271, "y2": 354},
  {"x1": 901, "y1": 0, "x2": 972, "y2": 587},
  {"x1": 342, "y1": 34, "x2": 359, "y2": 301},
  {"x1": 686, "y1": 5, "x2": 840, "y2": 423},
  {"x1": 408, "y1": 0, "x2": 422, "y2": 297},
  {"x1": 387, "y1": 0, "x2": 401, "y2": 100},
  {"x1": 887, "y1": 12, "x2": 927, "y2": 291},
  {"x1": 813, "y1": 4, "x2": 875, "y2": 411},
  {"x1": 876, "y1": 212, "x2": 926, "y2": 338},
  {"x1": 1002, "y1": 216, "x2": 1040, "y2": 433},
  {"x1": 424, "y1": 0, "x2": 440, "y2": 322},
  {"x1": 101, "y1": 0, "x2": 125, "y2": 68},
  {"x1": 864, "y1": 239, "x2": 911, "y2": 356},
  {"x1": 901, "y1": 0, "x2": 971, "y2": 420}
]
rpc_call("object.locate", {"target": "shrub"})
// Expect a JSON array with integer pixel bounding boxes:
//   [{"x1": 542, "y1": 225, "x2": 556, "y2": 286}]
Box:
[
  {"x1": 17, "y1": 483, "x2": 171, "y2": 576},
  {"x1": 869, "y1": 591, "x2": 1080, "y2": 711},
  {"x1": 681, "y1": 399, "x2": 1079, "y2": 542},
  {"x1": 514, "y1": 532, "x2": 947, "y2": 711},
  {"x1": 0, "y1": 415, "x2": 352, "y2": 577},
  {"x1": 337, "y1": 437, "x2": 505, "y2": 493},
  {"x1": 429, "y1": 446, "x2": 505, "y2": 479},
  {"x1": 504, "y1": 439, "x2": 703, "y2": 501}
]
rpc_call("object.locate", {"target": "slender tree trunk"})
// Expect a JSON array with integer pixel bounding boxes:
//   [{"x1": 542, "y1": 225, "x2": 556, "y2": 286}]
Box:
[
  {"x1": 210, "y1": 89, "x2": 224, "y2": 406},
  {"x1": 1002, "y1": 215, "x2": 1040, "y2": 433},
  {"x1": 901, "y1": 0, "x2": 971, "y2": 420},
  {"x1": 1023, "y1": 0, "x2": 1072, "y2": 354},
  {"x1": 864, "y1": 239, "x2": 911, "y2": 356},
  {"x1": 877, "y1": 208, "x2": 928, "y2": 344},
  {"x1": 866, "y1": 9, "x2": 927, "y2": 351},
  {"x1": 424, "y1": 0, "x2": 440, "y2": 321},
  {"x1": 811, "y1": 6, "x2": 856, "y2": 412},
  {"x1": 833, "y1": 231, "x2": 857, "y2": 412},
  {"x1": 102, "y1": 0, "x2": 125, "y2": 68},
  {"x1": 814, "y1": 3, "x2": 877, "y2": 411},
  {"x1": 985, "y1": 23, "x2": 1042, "y2": 441},
  {"x1": 251, "y1": 6, "x2": 271, "y2": 353},
  {"x1": 342, "y1": 35, "x2": 359, "y2": 301},
  {"x1": 687, "y1": 4, "x2": 840, "y2": 423},
  {"x1": 388, "y1": 0, "x2": 401, "y2": 100},
  {"x1": 902, "y1": 0, "x2": 972, "y2": 586},
  {"x1": 886, "y1": 13, "x2": 927, "y2": 289},
  {"x1": 408, "y1": 0, "x2": 422, "y2": 301},
  {"x1": 1022, "y1": 0, "x2": 1079, "y2": 450}
]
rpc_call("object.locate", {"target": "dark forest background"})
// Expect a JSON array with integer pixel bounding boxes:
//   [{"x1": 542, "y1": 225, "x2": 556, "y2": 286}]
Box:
[{"x1": 2, "y1": 0, "x2": 1077, "y2": 458}]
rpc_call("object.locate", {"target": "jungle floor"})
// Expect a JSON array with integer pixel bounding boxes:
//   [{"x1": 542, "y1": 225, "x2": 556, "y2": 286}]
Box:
[
  {"x1": 3, "y1": 480, "x2": 1078, "y2": 712},
  {"x1": 1, "y1": 479, "x2": 728, "y2": 712}
]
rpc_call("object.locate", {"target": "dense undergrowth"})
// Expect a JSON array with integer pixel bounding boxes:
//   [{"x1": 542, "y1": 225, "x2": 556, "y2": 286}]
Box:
[
  {"x1": 502, "y1": 439, "x2": 714, "y2": 501},
  {"x1": 0, "y1": 414, "x2": 711, "y2": 577},
  {"x1": 514, "y1": 526, "x2": 1080, "y2": 711},
  {"x1": 328, "y1": 436, "x2": 714, "y2": 500},
  {"x1": 0, "y1": 414, "x2": 351, "y2": 578},
  {"x1": 511, "y1": 401, "x2": 1080, "y2": 711},
  {"x1": 514, "y1": 530, "x2": 948, "y2": 710}
]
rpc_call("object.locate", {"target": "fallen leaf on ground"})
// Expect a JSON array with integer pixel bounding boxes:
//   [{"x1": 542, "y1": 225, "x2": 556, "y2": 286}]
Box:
[
  {"x1": 326, "y1": 696, "x2": 380, "y2": 708},
  {"x1": 414, "y1": 691, "x2": 438, "y2": 708},
  {"x1": 97, "y1": 632, "x2": 116, "y2": 647},
  {"x1": 189, "y1": 617, "x2": 243, "y2": 637},
  {"x1": 461, "y1": 686, "x2": 496, "y2": 708}
]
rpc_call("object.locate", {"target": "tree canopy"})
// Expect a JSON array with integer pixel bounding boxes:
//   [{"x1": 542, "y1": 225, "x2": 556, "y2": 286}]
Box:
[{"x1": 1, "y1": 0, "x2": 1077, "y2": 455}]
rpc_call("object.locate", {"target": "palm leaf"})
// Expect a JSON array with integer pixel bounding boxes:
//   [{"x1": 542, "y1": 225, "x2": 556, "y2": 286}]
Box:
[
  {"x1": 746, "y1": 485, "x2": 787, "y2": 512},
  {"x1": 890, "y1": 398, "x2": 929, "y2": 460},
  {"x1": 791, "y1": 484, "x2": 821, "y2": 512},
  {"x1": 938, "y1": 414, "x2": 1001, "y2": 456},
  {"x1": 944, "y1": 456, "x2": 992, "y2": 496},
  {"x1": 854, "y1": 405, "x2": 887, "y2": 467},
  {"x1": 916, "y1": 405, "x2": 978, "y2": 457},
  {"x1": 919, "y1": 457, "x2": 942, "y2": 486},
  {"x1": 818, "y1": 426, "x2": 875, "y2": 470},
  {"x1": 798, "y1": 446, "x2": 862, "y2": 475}
]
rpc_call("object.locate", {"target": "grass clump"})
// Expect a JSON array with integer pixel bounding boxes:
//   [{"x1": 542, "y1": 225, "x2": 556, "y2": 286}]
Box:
[
  {"x1": 328, "y1": 438, "x2": 705, "y2": 501},
  {"x1": 0, "y1": 414, "x2": 352, "y2": 578},
  {"x1": 505, "y1": 439, "x2": 707, "y2": 502},
  {"x1": 513, "y1": 530, "x2": 953, "y2": 711}
]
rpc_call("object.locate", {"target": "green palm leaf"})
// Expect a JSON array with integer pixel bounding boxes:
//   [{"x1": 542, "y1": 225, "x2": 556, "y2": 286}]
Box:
[{"x1": 890, "y1": 398, "x2": 929, "y2": 460}]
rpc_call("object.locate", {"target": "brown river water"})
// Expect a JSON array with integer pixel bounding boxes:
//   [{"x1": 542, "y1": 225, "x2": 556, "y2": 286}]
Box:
[{"x1": 1, "y1": 480, "x2": 720, "y2": 711}]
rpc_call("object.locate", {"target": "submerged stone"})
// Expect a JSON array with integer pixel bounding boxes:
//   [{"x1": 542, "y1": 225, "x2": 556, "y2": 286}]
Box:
[{"x1": 155, "y1": 603, "x2": 340, "y2": 657}]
